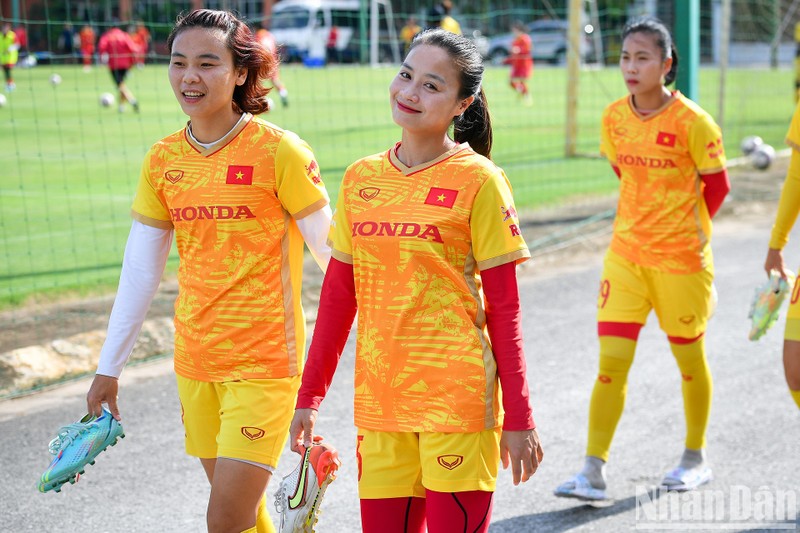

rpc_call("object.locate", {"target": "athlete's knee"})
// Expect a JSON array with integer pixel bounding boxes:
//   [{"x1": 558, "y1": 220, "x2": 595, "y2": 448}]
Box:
[
  {"x1": 207, "y1": 504, "x2": 254, "y2": 533},
  {"x1": 668, "y1": 333, "x2": 705, "y2": 346},
  {"x1": 669, "y1": 334, "x2": 711, "y2": 383}
]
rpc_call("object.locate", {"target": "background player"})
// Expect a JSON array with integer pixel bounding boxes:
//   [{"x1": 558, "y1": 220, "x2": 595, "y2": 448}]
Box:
[
  {"x1": 1, "y1": 22, "x2": 18, "y2": 92},
  {"x1": 763, "y1": 101, "x2": 800, "y2": 410},
  {"x1": 97, "y1": 22, "x2": 140, "y2": 113},
  {"x1": 287, "y1": 28, "x2": 543, "y2": 532},
  {"x1": 554, "y1": 17, "x2": 730, "y2": 501},
  {"x1": 79, "y1": 24, "x2": 95, "y2": 71},
  {"x1": 129, "y1": 21, "x2": 151, "y2": 67},
  {"x1": 507, "y1": 21, "x2": 532, "y2": 105},
  {"x1": 400, "y1": 16, "x2": 421, "y2": 56},
  {"x1": 84, "y1": 9, "x2": 332, "y2": 533}
]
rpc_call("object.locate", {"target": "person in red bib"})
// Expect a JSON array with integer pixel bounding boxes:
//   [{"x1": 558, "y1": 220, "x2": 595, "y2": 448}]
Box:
[
  {"x1": 507, "y1": 21, "x2": 532, "y2": 105},
  {"x1": 555, "y1": 17, "x2": 730, "y2": 502},
  {"x1": 288, "y1": 28, "x2": 543, "y2": 532}
]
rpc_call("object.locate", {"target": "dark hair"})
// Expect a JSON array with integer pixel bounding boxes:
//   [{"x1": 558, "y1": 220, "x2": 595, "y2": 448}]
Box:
[
  {"x1": 167, "y1": 9, "x2": 276, "y2": 114},
  {"x1": 408, "y1": 28, "x2": 493, "y2": 158},
  {"x1": 622, "y1": 17, "x2": 679, "y2": 86}
]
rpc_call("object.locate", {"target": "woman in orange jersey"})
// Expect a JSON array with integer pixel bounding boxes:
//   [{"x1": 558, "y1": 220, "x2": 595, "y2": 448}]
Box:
[
  {"x1": 763, "y1": 102, "x2": 800, "y2": 410},
  {"x1": 554, "y1": 17, "x2": 730, "y2": 501},
  {"x1": 79, "y1": 24, "x2": 95, "y2": 71},
  {"x1": 288, "y1": 28, "x2": 543, "y2": 532},
  {"x1": 84, "y1": 10, "x2": 333, "y2": 533}
]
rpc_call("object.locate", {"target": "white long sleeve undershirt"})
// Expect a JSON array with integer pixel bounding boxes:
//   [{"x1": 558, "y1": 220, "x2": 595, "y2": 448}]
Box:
[
  {"x1": 96, "y1": 220, "x2": 173, "y2": 378},
  {"x1": 296, "y1": 205, "x2": 332, "y2": 271}
]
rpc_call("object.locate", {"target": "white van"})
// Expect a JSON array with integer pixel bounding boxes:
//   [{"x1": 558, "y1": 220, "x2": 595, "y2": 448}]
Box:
[{"x1": 270, "y1": 0, "x2": 398, "y2": 63}]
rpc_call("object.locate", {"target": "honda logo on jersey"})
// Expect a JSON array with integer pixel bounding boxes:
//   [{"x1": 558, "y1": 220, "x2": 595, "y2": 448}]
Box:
[{"x1": 351, "y1": 221, "x2": 443, "y2": 243}]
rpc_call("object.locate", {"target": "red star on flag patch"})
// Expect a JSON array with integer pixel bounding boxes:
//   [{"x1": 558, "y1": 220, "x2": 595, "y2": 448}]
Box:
[{"x1": 226, "y1": 165, "x2": 253, "y2": 185}]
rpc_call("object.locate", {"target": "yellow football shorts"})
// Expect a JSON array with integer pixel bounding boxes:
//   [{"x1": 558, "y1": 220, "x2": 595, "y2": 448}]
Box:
[
  {"x1": 597, "y1": 250, "x2": 715, "y2": 338},
  {"x1": 784, "y1": 271, "x2": 800, "y2": 340},
  {"x1": 356, "y1": 428, "x2": 502, "y2": 498},
  {"x1": 175, "y1": 374, "x2": 301, "y2": 469}
]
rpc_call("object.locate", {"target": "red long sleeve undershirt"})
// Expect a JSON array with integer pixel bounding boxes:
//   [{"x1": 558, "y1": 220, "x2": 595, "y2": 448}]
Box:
[
  {"x1": 611, "y1": 165, "x2": 729, "y2": 219},
  {"x1": 701, "y1": 169, "x2": 730, "y2": 219},
  {"x1": 296, "y1": 258, "x2": 535, "y2": 431}
]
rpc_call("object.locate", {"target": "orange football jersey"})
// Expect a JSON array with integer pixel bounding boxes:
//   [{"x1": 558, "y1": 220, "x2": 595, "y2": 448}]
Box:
[
  {"x1": 132, "y1": 114, "x2": 329, "y2": 381},
  {"x1": 329, "y1": 143, "x2": 529, "y2": 433},
  {"x1": 600, "y1": 92, "x2": 726, "y2": 274}
]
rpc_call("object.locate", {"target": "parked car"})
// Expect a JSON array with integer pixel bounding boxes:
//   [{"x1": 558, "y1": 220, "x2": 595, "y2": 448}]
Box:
[{"x1": 487, "y1": 19, "x2": 595, "y2": 65}]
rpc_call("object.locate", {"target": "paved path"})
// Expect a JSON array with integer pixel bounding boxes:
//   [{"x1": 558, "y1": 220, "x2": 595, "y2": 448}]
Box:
[{"x1": 2, "y1": 203, "x2": 798, "y2": 532}]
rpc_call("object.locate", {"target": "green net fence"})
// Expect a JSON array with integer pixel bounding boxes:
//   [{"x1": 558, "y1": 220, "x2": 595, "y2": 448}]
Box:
[{"x1": 0, "y1": 2, "x2": 797, "y2": 315}]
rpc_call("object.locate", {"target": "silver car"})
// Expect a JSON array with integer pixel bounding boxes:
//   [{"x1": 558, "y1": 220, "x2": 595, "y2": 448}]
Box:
[{"x1": 487, "y1": 19, "x2": 595, "y2": 65}]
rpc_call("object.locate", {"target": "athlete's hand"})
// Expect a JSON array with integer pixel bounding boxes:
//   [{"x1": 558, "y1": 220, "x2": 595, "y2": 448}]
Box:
[
  {"x1": 86, "y1": 374, "x2": 120, "y2": 420},
  {"x1": 765, "y1": 247, "x2": 787, "y2": 279},
  {"x1": 500, "y1": 428, "x2": 543, "y2": 485},
  {"x1": 289, "y1": 408, "x2": 318, "y2": 455}
]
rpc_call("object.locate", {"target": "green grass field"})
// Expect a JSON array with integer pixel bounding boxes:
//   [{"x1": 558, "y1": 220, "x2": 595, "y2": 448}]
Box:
[{"x1": 0, "y1": 62, "x2": 796, "y2": 306}]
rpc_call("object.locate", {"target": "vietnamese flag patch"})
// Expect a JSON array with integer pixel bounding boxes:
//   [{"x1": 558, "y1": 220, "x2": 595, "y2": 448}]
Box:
[
  {"x1": 656, "y1": 131, "x2": 676, "y2": 147},
  {"x1": 226, "y1": 165, "x2": 254, "y2": 185},
  {"x1": 424, "y1": 187, "x2": 458, "y2": 208}
]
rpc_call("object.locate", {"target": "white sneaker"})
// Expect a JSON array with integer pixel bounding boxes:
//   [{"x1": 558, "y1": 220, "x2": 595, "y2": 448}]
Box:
[
  {"x1": 553, "y1": 474, "x2": 608, "y2": 501},
  {"x1": 274, "y1": 438, "x2": 340, "y2": 532},
  {"x1": 661, "y1": 464, "x2": 713, "y2": 491}
]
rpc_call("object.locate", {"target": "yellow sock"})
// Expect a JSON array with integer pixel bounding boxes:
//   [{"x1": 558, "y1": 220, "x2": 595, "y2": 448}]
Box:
[
  {"x1": 587, "y1": 336, "x2": 636, "y2": 461},
  {"x1": 240, "y1": 528, "x2": 258, "y2": 533},
  {"x1": 670, "y1": 338, "x2": 712, "y2": 451},
  {"x1": 791, "y1": 389, "x2": 800, "y2": 409},
  {"x1": 256, "y1": 493, "x2": 276, "y2": 533}
]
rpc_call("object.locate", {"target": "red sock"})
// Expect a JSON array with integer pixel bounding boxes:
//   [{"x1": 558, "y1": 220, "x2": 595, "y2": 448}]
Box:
[
  {"x1": 425, "y1": 490, "x2": 493, "y2": 533},
  {"x1": 360, "y1": 497, "x2": 426, "y2": 533}
]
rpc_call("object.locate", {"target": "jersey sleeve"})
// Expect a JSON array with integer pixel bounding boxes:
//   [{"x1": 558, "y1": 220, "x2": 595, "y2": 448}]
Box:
[
  {"x1": 131, "y1": 149, "x2": 173, "y2": 230},
  {"x1": 688, "y1": 112, "x2": 726, "y2": 175},
  {"x1": 471, "y1": 169, "x2": 530, "y2": 270},
  {"x1": 770, "y1": 149, "x2": 800, "y2": 250},
  {"x1": 599, "y1": 106, "x2": 617, "y2": 164},
  {"x1": 787, "y1": 100, "x2": 800, "y2": 150},
  {"x1": 328, "y1": 177, "x2": 353, "y2": 264},
  {"x1": 275, "y1": 131, "x2": 329, "y2": 220}
]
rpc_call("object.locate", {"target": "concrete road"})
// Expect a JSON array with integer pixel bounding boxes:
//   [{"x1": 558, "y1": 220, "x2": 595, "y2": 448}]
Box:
[{"x1": 1, "y1": 204, "x2": 798, "y2": 532}]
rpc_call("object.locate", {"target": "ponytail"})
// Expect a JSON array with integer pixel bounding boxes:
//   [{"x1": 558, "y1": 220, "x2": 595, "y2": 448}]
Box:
[
  {"x1": 454, "y1": 87, "x2": 492, "y2": 159},
  {"x1": 664, "y1": 43, "x2": 678, "y2": 86}
]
